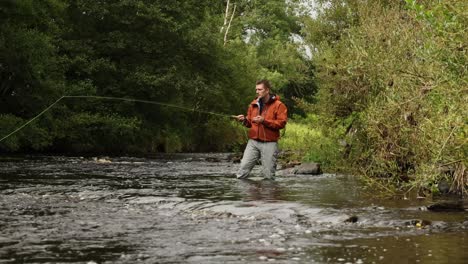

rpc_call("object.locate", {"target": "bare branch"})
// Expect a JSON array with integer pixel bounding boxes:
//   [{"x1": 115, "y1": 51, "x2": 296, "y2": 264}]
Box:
[
  {"x1": 220, "y1": 0, "x2": 230, "y2": 33},
  {"x1": 224, "y1": 3, "x2": 236, "y2": 46}
]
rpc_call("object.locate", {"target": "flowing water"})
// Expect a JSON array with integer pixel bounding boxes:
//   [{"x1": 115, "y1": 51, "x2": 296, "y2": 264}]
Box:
[{"x1": 0, "y1": 154, "x2": 467, "y2": 263}]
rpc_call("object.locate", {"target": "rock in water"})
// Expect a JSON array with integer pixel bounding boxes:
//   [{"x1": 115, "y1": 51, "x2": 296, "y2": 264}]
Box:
[
  {"x1": 427, "y1": 201, "x2": 467, "y2": 212},
  {"x1": 228, "y1": 153, "x2": 242, "y2": 163},
  {"x1": 293, "y1": 162, "x2": 322, "y2": 175},
  {"x1": 205, "y1": 157, "x2": 221, "y2": 162},
  {"x1": 344, "y1": 216, "x2": 358, "y2": 223},
  {"x1": 407, "y1": 219, "x2": 432, "y2": 228}
]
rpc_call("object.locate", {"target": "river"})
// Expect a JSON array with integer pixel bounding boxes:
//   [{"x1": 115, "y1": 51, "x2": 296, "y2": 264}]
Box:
[{"x1": 0, "y1": 154, "x2": 467, "y2": 263}]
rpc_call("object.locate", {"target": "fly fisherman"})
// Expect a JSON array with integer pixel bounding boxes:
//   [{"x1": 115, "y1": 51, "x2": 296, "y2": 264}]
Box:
[{"x1": 234, "y1": 79, "x2": 288, "y2": 180}]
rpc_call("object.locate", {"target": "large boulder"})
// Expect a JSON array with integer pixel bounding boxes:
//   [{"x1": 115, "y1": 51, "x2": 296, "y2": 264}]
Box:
[{"x1": 293, "y1": 162, "x2": 322, "y2": 175}]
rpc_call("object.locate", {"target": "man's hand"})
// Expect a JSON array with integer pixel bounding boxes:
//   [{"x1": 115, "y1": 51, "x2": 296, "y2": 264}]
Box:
[
  {"x1": 232, "y1": 115, "x2": 245, "y2": 122},
  {"x1": 252, "y1": 115, "x2": 264, "y2": 124}
]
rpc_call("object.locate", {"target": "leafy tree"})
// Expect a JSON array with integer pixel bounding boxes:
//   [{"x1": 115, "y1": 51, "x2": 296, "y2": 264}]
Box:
[
  {"x1": 0, "y1": 0, "x2": 66, "y2": 150},
  {"x1": 302, "y1": 0, "x2": 467, "y2": 195},
  {"x1": 0, "y1": 0, "x2": 317, "y2": 153},
  {"x1": 222, "y1": 0, "x2": 317, "y2": 113}
]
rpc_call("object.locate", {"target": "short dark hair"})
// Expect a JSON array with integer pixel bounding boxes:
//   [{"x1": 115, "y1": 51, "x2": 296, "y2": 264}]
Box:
[{"x1": 256, "y1": 79, "x2": 271, "y2": 90}]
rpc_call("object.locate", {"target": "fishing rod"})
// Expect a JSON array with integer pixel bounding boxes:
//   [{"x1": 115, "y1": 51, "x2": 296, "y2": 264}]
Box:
[
  {"x1": 65, "y1": 95, "x2": 234, "y2": 118},
  {"x1": 0, "y1": 95, "x2": 241, "y2": 143}
]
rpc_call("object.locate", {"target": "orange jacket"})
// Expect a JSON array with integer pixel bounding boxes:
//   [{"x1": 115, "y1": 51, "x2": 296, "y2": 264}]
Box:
[{"x1": 243, "y1": 95, "x2": 288, "y2": 142}]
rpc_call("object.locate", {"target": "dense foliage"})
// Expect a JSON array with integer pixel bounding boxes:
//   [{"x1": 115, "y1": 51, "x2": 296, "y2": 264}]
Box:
[
  {"x1": 300, "y1": 0, "x2": 467, "y2": 195},
  {"x1": 0, "y1": 0, "x2": 313, "y2": 153}
]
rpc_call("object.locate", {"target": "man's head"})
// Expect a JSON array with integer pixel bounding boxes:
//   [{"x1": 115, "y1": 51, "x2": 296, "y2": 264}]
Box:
[{"x1": 255, "y1": 79, "x2": 271, "y2": 100}]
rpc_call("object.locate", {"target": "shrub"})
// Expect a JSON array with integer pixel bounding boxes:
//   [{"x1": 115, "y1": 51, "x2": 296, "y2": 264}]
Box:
[{"x1": 303, "y1": 0, "x2": 467, "y2": 195}]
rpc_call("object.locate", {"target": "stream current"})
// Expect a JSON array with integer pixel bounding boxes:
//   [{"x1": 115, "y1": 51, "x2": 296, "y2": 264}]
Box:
[{"x1": 0, "y1": 154, "x2": 467, "y2": 263}]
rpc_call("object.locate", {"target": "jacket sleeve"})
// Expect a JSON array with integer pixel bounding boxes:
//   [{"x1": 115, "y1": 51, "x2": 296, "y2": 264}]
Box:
[
  {"x1": 263, "y1": 103, "x2": 287, "y2": 130},
  {"x1": 243, "y1": 105, "x2": 252, "y2": 128}
]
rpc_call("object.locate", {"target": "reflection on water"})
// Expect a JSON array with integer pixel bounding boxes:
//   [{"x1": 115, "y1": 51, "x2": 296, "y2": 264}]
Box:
[
  {"x1": 0, "y1": 154, "x2": 467, "y2": 263},
  {"x1": 236, "y1": 179, "x2": 285, "y2": 201}
]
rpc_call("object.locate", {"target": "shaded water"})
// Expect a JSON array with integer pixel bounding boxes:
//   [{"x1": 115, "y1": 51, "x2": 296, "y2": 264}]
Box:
[{"x1": 0, "y1": 154, "x2": 467, "y2": 263}]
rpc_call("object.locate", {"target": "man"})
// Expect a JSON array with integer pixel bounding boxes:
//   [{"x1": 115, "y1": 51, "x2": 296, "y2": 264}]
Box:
[{"x1": 234, "y1": 79, "x2": 288, "y2": 180}]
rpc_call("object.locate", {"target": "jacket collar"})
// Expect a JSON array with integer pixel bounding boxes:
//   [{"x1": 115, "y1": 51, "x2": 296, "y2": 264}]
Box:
[{"x1": 251, "y1": 94, "x2": 278, "y2": 106}]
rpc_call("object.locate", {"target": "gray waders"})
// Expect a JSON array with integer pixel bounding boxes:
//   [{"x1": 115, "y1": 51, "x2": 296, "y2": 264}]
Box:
[{"x1": 236, "y1": 139, "x2": 279, "y2": 180}]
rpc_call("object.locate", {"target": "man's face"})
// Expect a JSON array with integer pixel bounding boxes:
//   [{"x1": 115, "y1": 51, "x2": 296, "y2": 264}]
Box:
[{"x1": 255, "y1": 84, "x2": 269, "y2": 99}]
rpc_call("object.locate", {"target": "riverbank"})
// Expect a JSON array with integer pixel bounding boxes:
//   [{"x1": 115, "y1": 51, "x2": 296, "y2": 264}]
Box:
[{"x1": 279, "y1": 117, "x2": 467, "y2": 198}]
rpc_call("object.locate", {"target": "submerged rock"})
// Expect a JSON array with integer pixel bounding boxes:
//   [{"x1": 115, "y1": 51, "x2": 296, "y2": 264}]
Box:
[
  {"x1": 228, "y1": 153, "x2": 242, "y2": 163},
  {"x1": 293, "y1": 162, "x2": 322, "y2": 175},
  {"x1": 427, "y1": 201, "x2": 468, "y2": 212},
  {"x1": 205, "y1": 157, "x2": 221, "y2": 162},
  {"x1": 344, "y1": 216, "x2": 359, "y2": 223}
]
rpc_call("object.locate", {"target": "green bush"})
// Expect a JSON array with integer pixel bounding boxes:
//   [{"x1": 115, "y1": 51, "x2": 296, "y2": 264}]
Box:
[
  {"x1": 0, "y1": 114, "x2": 54, "y2": 152},
  {"x1": 198, "y1": 117, "x2": 247, "y2": 152},
  {"x1": 303, "y1": 0, "x2": 467, "y2": 195},
  {"x1": 280, "y1": 115, "x2": 344, "y2": 168},
  {"x1": 0, "y1": 114, "x2": 24, "y2": 152},
  {"x1": 56, "y1": 112, "x2": 142, "y2": 153}
]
